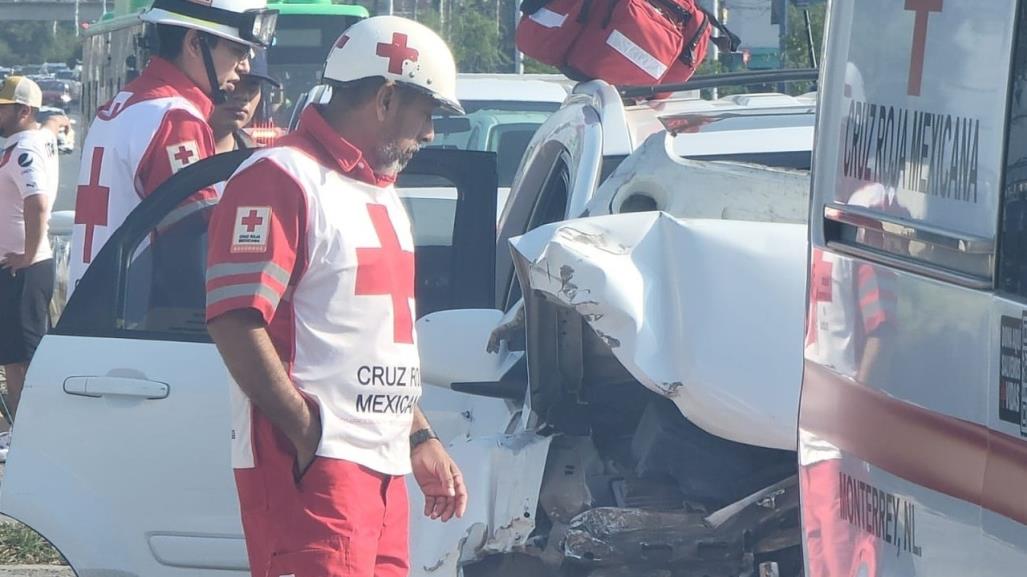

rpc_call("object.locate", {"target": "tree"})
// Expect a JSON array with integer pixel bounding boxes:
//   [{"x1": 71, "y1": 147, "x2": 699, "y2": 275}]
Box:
[
  {"x1": 781, "y1": 3, "x2": 826, "y2": 70},
  {"x1": 0, "y1": 22, "x2": 80, "y2": 66},
  {"x1": 412, "y1": 1, "x2": 510, "y2": 73}
]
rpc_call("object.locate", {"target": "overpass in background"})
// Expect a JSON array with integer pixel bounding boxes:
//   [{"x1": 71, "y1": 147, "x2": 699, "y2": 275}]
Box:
[{"x1": 0, "y1": 0, "x2": 107, "y2": 22}]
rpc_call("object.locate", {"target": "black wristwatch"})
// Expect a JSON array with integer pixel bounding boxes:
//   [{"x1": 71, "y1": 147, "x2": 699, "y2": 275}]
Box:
[{"x1": 410, "y1": 428, "x2": 439, "y2": 450}]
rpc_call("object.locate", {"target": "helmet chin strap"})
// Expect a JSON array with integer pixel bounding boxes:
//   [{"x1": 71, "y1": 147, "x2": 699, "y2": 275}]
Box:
[{"x1": 200, "y1": 35, "x2": 228, "y2": 105}]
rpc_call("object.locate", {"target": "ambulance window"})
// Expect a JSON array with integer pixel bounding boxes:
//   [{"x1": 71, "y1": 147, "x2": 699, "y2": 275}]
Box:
[
  {"x1": 818, "y1": 1, "x2": 1017, "y2": 290},
  {"x1": 998, "y1": 5, "x2": 1027, "y2": 298}
]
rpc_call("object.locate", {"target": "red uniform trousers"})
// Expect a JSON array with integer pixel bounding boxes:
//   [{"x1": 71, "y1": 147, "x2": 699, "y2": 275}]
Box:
[{"x1": 235, "y1": 411, "x2": 409, "y2": 577}]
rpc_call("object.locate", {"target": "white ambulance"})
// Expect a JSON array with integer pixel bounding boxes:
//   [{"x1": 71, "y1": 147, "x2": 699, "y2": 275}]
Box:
[{"x1": 800, "y1": 1, "x2": 1027, "y2": 576}]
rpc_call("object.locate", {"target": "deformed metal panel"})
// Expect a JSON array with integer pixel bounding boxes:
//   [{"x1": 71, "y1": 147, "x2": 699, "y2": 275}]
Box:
[{"x1": 509, "y1": 213, "x2": 807, "y2": 451}]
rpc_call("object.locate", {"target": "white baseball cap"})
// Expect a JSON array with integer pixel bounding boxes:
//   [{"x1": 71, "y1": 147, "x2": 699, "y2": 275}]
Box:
[{"x1": 0, "y1": 76, "x2": 42, "y2": 108}]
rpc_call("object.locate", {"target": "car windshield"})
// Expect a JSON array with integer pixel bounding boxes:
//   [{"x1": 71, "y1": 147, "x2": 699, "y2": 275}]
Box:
[
  {"x1": 428, "y1": 100, "x2": 560, "y2": 187},
  {"x1": 39, "y1": 80, "x2": 66, "y2": 91}
]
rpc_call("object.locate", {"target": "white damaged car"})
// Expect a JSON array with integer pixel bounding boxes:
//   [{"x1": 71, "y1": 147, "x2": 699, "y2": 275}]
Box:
[{"x1": 3, "y1": 71, "x2": 816, "y2": 577}]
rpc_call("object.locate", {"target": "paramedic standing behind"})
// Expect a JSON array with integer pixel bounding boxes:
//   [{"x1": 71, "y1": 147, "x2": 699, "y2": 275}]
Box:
[
  {"x1": 206, "y1": 16, "x2": 468, "y2": 577},
  {"x1": 0, "y1": 77, "x2": 58, "y2": 426},
  {"x1": 211, "y1": 49, "x2": 280, "y2": 154},
  {"x1": 69, "y1": 0, "x2": 278, "y2": 292}
]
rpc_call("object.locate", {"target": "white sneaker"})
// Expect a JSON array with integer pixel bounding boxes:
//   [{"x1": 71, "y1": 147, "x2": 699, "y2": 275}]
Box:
[{"x1": 0, "y1": 431, "x2": 12, "y2": 463}]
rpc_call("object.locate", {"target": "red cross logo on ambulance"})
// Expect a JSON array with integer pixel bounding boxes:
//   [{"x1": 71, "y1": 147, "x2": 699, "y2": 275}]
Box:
[
  {"x1": 167, "y1": 140, "x2": 200, "y2": 173},
  {"x1": 231, "y1": 206, "x2": 271, "y2": 253},
  {"x1": 904, "y1": 0, "x2": 943, "y2": 97}
]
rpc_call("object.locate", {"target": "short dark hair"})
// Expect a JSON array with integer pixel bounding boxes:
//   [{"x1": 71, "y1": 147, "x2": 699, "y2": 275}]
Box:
[
  {"x1": 154, "y1": 24, "x2": 220, "y2": 60},
  {"x1": 155, "y1": 24, "x2": 188, "y2": 59}
]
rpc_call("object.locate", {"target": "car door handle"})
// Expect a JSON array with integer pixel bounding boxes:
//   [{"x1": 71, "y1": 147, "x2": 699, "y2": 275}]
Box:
[{"x1": 63, "y1": 376, "x2": 169, "y2": 400}]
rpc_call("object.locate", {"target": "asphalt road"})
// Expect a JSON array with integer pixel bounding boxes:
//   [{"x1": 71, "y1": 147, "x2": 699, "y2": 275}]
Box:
[{"x1": 53, "y1": 112, "x2": 81, "y2": 214}]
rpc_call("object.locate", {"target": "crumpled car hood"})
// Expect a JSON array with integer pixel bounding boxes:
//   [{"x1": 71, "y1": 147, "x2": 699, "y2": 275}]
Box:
[{"x1": 509, "y1": 211, "x2": 807, "y2": 451}]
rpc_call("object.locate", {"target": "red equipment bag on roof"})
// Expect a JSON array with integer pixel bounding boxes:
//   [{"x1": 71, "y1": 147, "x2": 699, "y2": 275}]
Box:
[{"x1": 516, "y1": 0, "x2": 740, "y2": 88}]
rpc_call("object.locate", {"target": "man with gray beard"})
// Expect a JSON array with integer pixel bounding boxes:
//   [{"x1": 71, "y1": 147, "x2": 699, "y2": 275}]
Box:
[{"x1": 205, "y1": 15, "x2": 467, "y2": 577}]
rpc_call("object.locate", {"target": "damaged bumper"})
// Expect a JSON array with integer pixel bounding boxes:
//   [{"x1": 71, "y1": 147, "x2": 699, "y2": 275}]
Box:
[{"x1": 509, "y1": 211, "x2": 807, "y2": 451}]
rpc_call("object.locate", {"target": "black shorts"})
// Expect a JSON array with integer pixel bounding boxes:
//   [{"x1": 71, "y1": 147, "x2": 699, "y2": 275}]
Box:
[{"x1": 0, "y1": 259, "x2": 55, "y2": 365}]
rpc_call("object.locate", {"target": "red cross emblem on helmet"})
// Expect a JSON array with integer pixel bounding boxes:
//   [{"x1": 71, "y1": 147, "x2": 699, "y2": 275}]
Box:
[
  {"x1": 376, "y1": 33, "x2": 419, "y2": 75},
  {"x1": 323, "y1": 16, "x2": 464, "y2": 115}
]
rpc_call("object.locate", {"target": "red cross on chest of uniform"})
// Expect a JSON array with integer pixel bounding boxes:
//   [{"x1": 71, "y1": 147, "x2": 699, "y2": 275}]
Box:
[
  {"x1": 355, "y1": 203, "x2": 416, "y2": 344},
  {"x1": 74, "y1": 147, "x2": 111, "y2": 264},
  {"x1": 174, "y1": 145, "x2": 195, "y2": 165},
  {"x1": 241, "y1": 209, "x2": 263, "y2": 232},
  {"x1": 376, "y1": 33, "x2": 419, "y2": 75}
]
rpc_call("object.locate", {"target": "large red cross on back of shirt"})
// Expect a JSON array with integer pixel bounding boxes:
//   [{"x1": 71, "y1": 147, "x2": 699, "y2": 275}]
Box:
[
  {"x1": 74, "y1": 147, "x2": 110, "y2": 263},
  {"x1": 355, "y1": 204, "x2": 415, "y2": 344}
]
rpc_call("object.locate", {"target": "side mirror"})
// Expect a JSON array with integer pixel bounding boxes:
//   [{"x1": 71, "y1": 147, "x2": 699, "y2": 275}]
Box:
[{"x1": 417, "y1": 309, "x2": 522, "y2": 395}]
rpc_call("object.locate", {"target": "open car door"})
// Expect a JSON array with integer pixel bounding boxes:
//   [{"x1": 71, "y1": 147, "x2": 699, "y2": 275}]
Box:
[{"x1": 1, "y1": 148, "x2": 497, "y2": 576}]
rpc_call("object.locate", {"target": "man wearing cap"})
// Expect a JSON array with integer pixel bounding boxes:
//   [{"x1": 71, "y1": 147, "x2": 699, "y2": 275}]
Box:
[
  {"x1": 0, "y1": 77, "x2": 59, "y2": 437},
  {"x1": 206, "y1": 16, "x2": 467, "y2": 577},
  {"x1": 211, "y1": 50, "x2": 280, "y2": 153},
  {"x1": 69, "y1": 0, "x2": 278, "y2": 291}
]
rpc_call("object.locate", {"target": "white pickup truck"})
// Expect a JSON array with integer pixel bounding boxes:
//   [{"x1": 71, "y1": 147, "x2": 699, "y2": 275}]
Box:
[{"x1": 5, "y1": 70, "x2": 818, "y2": 577}]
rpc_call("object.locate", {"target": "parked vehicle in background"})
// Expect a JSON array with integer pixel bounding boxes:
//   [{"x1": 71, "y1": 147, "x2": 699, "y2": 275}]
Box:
[
  {"x1": 39, "y1": 80, "x2": 73, "y2": 107},
  {"x1": 18, "y1": 64, "x2": 46, "y2": 77},
  {"x1": 42, "y1": 62, "x2": 69, "y2": 75},
  {"x1": 53, "y1": 70, "x2": 82, "y2": 101}
]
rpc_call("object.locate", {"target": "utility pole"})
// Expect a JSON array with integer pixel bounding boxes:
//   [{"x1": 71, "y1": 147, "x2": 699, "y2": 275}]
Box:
[
  {"x1": 709, "y1": 0, "x2": 720, "y2": 65},
  {"x1": 514, "y1": 0, "x2": 523, "y2": 73}
]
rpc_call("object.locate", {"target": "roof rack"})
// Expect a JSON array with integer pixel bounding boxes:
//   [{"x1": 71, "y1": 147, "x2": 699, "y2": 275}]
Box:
[{"x1": 618, "y1": 68, "x2": 820, "y2": 99}]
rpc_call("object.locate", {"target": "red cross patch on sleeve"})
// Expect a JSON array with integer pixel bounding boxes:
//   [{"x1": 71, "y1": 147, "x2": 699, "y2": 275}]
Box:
[
  {"x1": 166, "y1": 140, "x2": 200, "y2": 173},
  {"x1": 231, "y1": 206, "x2": 272, "y2": 253}
]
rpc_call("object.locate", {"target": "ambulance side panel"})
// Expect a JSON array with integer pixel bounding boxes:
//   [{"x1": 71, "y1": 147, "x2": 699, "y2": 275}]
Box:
[{"x1": 801, "y1": 1, "x2": 1027, "y2": 576}]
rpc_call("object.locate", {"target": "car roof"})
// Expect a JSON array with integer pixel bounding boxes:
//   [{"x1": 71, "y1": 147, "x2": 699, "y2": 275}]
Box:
[
  {"x1": 568, "y1": 79, "x2": 819, "y2": 156},
  {"x1": 456, "y1": 74, "x2": 570, "y2": 104},
  {"x1": 667, "y1": 105, "x2": 817, "y2": 156}
]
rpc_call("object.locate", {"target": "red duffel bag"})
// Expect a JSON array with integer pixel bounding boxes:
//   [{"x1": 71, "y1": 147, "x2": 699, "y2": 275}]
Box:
[{"x1": 516, "y1": 0, "x2": 739, "y2": 88}]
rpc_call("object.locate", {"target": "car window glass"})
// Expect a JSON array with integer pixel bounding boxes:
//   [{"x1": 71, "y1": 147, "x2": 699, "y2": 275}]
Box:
[
  {"x1": 396, "y1": 173, "x2": 461, "y2": 318},
  {"x1": 999, "y1": 7, "x2": 1027, "y2": 298},
  {"x1": 121, "y1": 198, "x2": 217, "y2": 337},
  {"x1": 506, "y1": 161, "x2": 569, "y2": 309},
  {"x1": 427, "y1": 100, "x2": 560, "y2": 188}
]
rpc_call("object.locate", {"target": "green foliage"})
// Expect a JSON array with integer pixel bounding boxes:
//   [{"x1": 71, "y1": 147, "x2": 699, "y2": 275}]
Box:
[
  {"x1": 448, "y1": 0, "x2": 510, "y2": 72},
  {"x1": 411, "y1": 1, "x2": 512, "y2": 73},
  {"x1": 0, "y1": 522, "x2": 66, "y2": 565},
  {"x1": 522, "y1": 57, "x2": 558, "y2": 74},
  {"x1": 0, "y1": 22, "x2": 82, "y2": 67},
  {"x1": 781, "y1": 3, "x2": 826, "y2": 69},
  {"x1": 778, "y1": 4, "x2": 826, "y2": 93}
]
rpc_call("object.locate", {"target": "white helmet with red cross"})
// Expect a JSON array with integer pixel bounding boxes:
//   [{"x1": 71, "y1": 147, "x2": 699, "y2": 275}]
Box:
[
  {"x1": 142, "y1": 0, "x2": 279, "y2": 48},
  {"x1": 324, "y1": 16, "x2": 463, "y2": 115}
]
